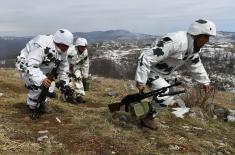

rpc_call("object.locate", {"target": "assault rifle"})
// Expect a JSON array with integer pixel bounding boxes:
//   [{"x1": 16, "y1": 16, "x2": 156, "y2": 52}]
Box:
[
  {"x1": 55, "y1": 80, "x2": 74, "y2": 103},
  {"x1": 108, "y1": 82, "x2": 185, "y2": 113},
  {"x1": 68, "y1": 72, "x2": 90, "y2": 91},
  {"x1": 31, "y1": 66, "x2": 59, "y2": 120}
]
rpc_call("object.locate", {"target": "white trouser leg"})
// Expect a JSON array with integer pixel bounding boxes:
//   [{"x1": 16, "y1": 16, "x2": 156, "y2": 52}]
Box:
[
  {"x1": 23, "y1": 74, "x2": 43, "y2": 109},
  {"x1": 48, "y1": 81, "x2": 55, "y2": 93},
  {"x1": 26, "y1": 89, "x2": 42, "y2": 109},
  {"x1": 149, "y1": 77, "x2": 175, "y2": 115},
  {"x1": 74, "y1": 80, "x2": 85, "y2": 96},
  {"x1": 70, "y1": 70, "x2": 85, "y2": 96}
]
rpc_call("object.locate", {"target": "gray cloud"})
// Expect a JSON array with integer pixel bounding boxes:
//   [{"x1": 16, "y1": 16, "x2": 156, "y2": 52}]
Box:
[{"x1": 0, "y1": 0, "x2": 234, "y2": 36}]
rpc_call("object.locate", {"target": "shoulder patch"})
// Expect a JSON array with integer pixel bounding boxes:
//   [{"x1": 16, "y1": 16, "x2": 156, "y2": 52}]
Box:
[
  {"x1": 157, "y1": 41, "x2": 164, "y2": 47},
  {"x1": 44, "y1": 47, "x2": 50, "y2": 54},
  {"x1": 191, "y1": 57, "x2": 200, "y2": 64},
  {"x1": 83, "y1": 56, "x2": 88, "y2": 60},
  {"x1": 68, "y1": 55, "x2": 73, "y2": 58},
  {"x1": 138, "y1": 55, "x2": 144, "y2": 66},
  {"x1": 155, "y1": 63, "x2": 173, "y2": 73},
  {"x1": 153, "y1": 48, "x2": 164, "y2": 56}
]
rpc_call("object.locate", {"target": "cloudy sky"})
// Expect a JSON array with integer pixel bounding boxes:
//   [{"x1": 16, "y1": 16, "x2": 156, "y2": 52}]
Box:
[{"x1": 0, "y1": 0, "x2": 234, "y2": 36}]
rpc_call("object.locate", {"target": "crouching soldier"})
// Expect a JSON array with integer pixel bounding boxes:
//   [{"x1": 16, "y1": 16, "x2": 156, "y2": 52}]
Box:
[
  {"x1": 16, "y1": 29, "x2": 73, "y2": 119},
  {"x1": 135, "y1": 19, "x2": 216, "y2": 130},
  {"x1": 67, "y1": 38, "x2": 89, "y2": 103}
]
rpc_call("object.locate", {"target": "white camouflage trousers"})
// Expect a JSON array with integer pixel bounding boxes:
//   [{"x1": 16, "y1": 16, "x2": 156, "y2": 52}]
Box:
[
  {"x1": 23, "y1": 75, "x2": 55, "y2": 109},
  {"x1": 69, "y1": 70, "x2": 85, "y2": 96},
  {"x1": 148, "y1": 73, "x2": 175, "y2": 116}
]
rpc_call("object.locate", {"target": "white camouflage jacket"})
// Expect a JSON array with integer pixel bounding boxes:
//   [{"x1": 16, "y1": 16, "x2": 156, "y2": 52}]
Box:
[
  {"x1": 67, "y1": 46, "x2": 89, "y2": 78},
  {"x1": 17, "y1": 35, "x2": 69, "y2": 86},
  {"x1": 135, "y1": 31, "x2": 210, "y2": 85}
]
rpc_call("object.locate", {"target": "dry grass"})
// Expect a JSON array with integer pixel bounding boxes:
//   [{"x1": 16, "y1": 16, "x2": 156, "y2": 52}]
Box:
[{"x1": 0, "y1": 68, "x2": 234, "y2": 155}]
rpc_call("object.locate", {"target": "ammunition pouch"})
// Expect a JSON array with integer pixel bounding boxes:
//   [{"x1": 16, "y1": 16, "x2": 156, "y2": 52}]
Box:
[{"x1": 129, "y1": 101, "x2": 150, "y2": 118}]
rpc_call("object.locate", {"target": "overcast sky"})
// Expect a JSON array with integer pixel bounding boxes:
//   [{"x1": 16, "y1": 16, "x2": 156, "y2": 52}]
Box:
[{"x1": 0, "y1": 0, "x2": 234, "y2": 36}]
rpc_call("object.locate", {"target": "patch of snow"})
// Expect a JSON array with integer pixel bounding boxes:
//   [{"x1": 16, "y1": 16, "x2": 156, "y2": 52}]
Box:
[{"x1": 172, "y1": 107, "x2": 190, "y2": 118}]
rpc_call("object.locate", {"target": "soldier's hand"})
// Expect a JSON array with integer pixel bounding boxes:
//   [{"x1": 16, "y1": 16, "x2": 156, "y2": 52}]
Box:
[
  {"x1": 42, "y1": 78, "x2": 52, "y2": 88},
  {"x1": 202, "y1": 84, "x2": 211, "y2": 93},
  {"x1": 136, "y1": 82, "x2": 145, "y2": 94}
]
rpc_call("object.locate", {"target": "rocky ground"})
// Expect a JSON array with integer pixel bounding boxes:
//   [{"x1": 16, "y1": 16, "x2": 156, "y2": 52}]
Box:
[{"x1": 0, "y1": 68, "x2": 234, "y2": 155}]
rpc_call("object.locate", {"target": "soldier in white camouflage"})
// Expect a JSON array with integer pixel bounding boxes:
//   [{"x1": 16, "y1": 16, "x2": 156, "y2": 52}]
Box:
[
  {"x1": 67, "y1": 38, "x2": 89, "y2": 103},
  {"x1": 15, "y1": 29, "x2": 73, "y2": 117},
  {"x1": 135, "y1": 19, "x2": 216, "y2": 130}
]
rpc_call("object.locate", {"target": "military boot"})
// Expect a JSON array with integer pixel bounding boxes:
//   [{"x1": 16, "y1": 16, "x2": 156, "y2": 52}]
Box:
[
  {"x1": 140, "y1": 117, "x2": 158, "y2": 130},
  {"x1": 75, "y1": 96, "x2": 86, "y2": 104}
]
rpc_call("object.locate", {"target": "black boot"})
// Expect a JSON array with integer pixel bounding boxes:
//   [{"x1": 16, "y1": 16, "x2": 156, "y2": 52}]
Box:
[
  {"x1": 27, "y1": 102, "x2": 45, "y2": 120},
  {"x1": 75, "y1": 96, "x2": 86, "y2": 104},
  {"x1": 47, "y1": 92, "x2": 57, "y2": 98}
]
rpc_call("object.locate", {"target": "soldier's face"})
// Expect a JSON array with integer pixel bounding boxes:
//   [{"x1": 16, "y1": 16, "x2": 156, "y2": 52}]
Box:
[
  {"x1": 76, "y1": 46, "x2": 86, "y2": 54},
  {"x1": 55, "y1": 43, "x2": 69, "y2": 52},
  {"x1": 195, "y1": 35, "x2": 210, "y2": 48}
]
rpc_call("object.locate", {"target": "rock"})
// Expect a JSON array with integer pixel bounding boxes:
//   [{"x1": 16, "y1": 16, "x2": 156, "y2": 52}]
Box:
[
  {"x1": 213, "y1": 115, "x2": 218, "y2": 120},
  {"x1": 119, "y1": 115, "x2": 128, "y2": 122},
  {"x1": 105, "y1": 88, "x2": 118, "y2": 96},
  {"x1": 30, "y1": 143, "x2": 41, "y2": 151},
  {"x1": 182, "y1": 125, "x2": 190, "y2": 131},
  {"x1": 168, "y1": 144, "x2": 180, "y2": 151},
  {"x1": 56, "y1": 117, "x2": 62, "y2": 123},
  {"x1": 106, "y1": 91, "x2": 118, "y2": 96},
  {"x1": 111, "y1": 151, "x2": 116, "y2": 154},
  {"x1": 91, "y1": 75, "x2": 98, "y2": 80},
  {"x1": 105, "y1": 88, "x2": 112, "y2": 92},
  {"x1": 37, "y1": 135, "x2": 48, "y2": 142},
  {"x1": 189, "y1": 112, "x2": 196, "y2": 118},
  {"x1": 179, "y1": 137, "x2": 186, "y2": 141},
  {"x1": 160, "y1": 123, "x2": 170, "y2": 129},
  {"x1": 227, "y1": 115, "x2": 235, "y2": 122},
  {"x1": 38, "y1": 130, "x2": 49, "y2": 134},
  {"x1": 214, "y1": 108, "x2": 227, "y2": 118},
  {"x1": 207, "y1": 103, "x2": 215, "y2": 116},
  {"x1": 58, "y1": 143, "x2": 63, "y2": 148},
  {"x1": 216, "y1": 151, "x2": 224, "y2": 155},
  {"x1": 228, "y1": 109, "x2": 235, "y2": 116},
  {"x1": 0, "y1": 93, "x2": 3, "y2": 97},
  {"x1": 174, "y1": 98, "x2": 186, "y2": 107},
  {"x1": 218, "y1": 142, "x2": 226, "y2": 147},
  {"x1": 192, "y1": 127, "x2": 203, "y2": 130},
  {"x1": 124, "y1": 81, "x2": 135, "y2": 91}
]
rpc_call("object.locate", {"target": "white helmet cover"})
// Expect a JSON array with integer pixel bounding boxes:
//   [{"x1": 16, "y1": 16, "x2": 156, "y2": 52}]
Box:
[
  {"x1": 75, "y1": 38, "x2": 88, "y2": 46},
  {"x1": 188, "y1": 19, "x2": 216, "y2": 36},
  {"x1": 53, "y1": 29, "x2": 74, "y2": 46}
]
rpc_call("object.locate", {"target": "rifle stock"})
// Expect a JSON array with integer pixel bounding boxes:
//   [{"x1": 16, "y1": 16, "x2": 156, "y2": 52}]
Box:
[{"x1": 108, "y1": 102, "x2": 121, "y2": 112}]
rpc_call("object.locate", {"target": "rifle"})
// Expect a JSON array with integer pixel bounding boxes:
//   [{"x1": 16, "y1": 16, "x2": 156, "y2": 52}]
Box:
[
  {"x1": 31, "y1": 61, "x2": 60, "y2": 120},
  {"x1": 108, "y1": 82, "x2": 185, "y2": 113},
  {"x1": 68, "y1": 72, "x2": 90, "y2": 91},
  {"x1": 55, "y1": 80, "x2": 74, "y2": 102}
]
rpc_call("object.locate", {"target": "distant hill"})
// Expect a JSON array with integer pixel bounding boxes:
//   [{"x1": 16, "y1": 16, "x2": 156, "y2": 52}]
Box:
[
  {"x1": 0, "y1": 37, "x2": 31, "y2": 59},
  {"x1": 0, "y1": 30, "x2": 155, "y2": 59},
  {"x1": 73, "y1": 29, "x2": 154, "y2": 42},
  {"x1": 0, "y1": 30, "x2": 235, "y2": 59}
]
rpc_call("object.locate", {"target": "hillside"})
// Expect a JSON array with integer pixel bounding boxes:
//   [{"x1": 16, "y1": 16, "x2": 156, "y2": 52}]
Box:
[
  {"x1": 0, "y1": 69, "x2": 234, "y2": 155},
  {"x1": 0, "y1": 30, "x2": 155, "y2": 59}
]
